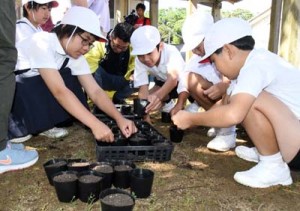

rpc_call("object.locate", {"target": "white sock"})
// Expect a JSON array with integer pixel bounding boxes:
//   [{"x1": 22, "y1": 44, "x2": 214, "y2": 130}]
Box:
[
  {"x1": 218, "y1": 126, "x2": 236, "y2": 135},
  {"x1": 259, "y1": 152, "x2": 285, "y2": 164}
]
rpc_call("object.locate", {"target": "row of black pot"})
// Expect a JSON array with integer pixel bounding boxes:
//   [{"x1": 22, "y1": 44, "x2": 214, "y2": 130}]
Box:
[{"x1": 43, "y1": 159, "x2": 154, "y2": 203}]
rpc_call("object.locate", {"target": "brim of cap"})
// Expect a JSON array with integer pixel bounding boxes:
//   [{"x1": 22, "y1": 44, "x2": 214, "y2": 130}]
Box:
[
  {"x1": 180, "y1": 35, "x2": 205, "y2": 52},
  {"x1": 131, "y1": 47, "x2": 154, "y2": 56}
]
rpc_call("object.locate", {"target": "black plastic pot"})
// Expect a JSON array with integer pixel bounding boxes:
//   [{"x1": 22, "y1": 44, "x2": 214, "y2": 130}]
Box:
[
  {"x1": 133, "y1": 98, "x2": 149, "y2": 117},
  {"x1": 121, "y1": 105, "x2": 132, "y2": 115},
  {"x1": 52, "y1": 171, "x2": 78, "y2": 203},
  {"x1": 161, "y1": 111, "x2": 172, "y2": 123},
  {"x1": 78, "y1": 170, "x2": 104, "y2": 203},
  {"x1": 90, "y1": 162, "x2": 114, "y2": 190},
  {"x1": 130, "y1": 168, "x2": 154, "y2": 198},
  {"x1": 169, "y1": 125, "x2": 184, "y2": 143},
  {"x1": 113, "y1": 160, "x2": 136, "y2": 189},
  {"x1": 43, "y1": 158, "x2": 68, "y2": 185},
  {"x1": 100, "y1": 188, "x2": 135, "y2": 211}
]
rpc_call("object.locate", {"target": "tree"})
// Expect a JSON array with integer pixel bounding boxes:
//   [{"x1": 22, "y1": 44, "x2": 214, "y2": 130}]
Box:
[{"x1": 157, "y1": 8, "x2": 254, "y2": 45}]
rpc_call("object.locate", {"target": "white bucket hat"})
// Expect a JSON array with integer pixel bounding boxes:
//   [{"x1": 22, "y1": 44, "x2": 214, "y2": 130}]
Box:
[
  {"x1": 22, "y1": 0, "x2": 59, "y2": 7},
  {"x1": 200, "y1": 17, "x2": 252, "y2": 62},
  {"x1": 131, "y1": 25, "x2": 161, "y2": 55},
  {"x1": 181, "y1": 11, "x2": 213, "y2": 52},
  {"x1": 60, "y1": 6, "x2": 107, "y2": 41}
]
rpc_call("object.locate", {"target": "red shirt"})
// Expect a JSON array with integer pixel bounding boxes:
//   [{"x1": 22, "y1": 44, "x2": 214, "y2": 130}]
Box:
[{"x1": 135, "y1": 17, "x2": 151, "y2": 27}]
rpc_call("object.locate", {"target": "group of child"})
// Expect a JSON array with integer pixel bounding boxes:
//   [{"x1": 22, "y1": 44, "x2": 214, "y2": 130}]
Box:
[{"x1": 1, "y1": 0, "x2": 300, "y2": 189}]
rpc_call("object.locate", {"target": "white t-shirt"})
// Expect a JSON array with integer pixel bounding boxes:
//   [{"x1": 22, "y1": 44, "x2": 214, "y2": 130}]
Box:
[
  {"x1": 16, "y1": 17, "x2": 43, "y2": 44},
  {"x1": 16, "y1": 32, "x2": 91, "y2": 78},
  {"x1": 231, "y1": 48, "x2": 300, "y2": 119},
  {"x1": 133, "y1": 43, "x2": 185, "y2": 88},
  {"x1": 87, "y1": 0, "x2": 110, "y2": 33},
  {"x1": 177, "y1": 54, "x2": 221, "y2": 93}
]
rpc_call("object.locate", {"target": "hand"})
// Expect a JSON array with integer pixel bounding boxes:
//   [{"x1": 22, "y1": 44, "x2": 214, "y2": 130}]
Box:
[
  {"x1": 116, "y1": 117, "x2": 137, "y2": 138},
  {"x1": 170, "y1": 103, "x2": 184, "y2": 116},
  {"x1": 203, "y1": 82, "x2": 228, "y2": 100},
  {"x1": 91, "y1": 121, "x2": 114, "y2": 142},
  {"x1": 172, "y1": 110, "x2": 194, "y2": 130},
  {"x1": 145, "y1": 94, "x2": 162, "y2": 113}
]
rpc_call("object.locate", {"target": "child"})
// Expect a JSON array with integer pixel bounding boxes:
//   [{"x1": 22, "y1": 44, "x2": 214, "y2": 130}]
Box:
[
  {"x1": 17, "y1": 0, "x2": 59, "y2": 43},
  {"x1": 172, "y1": 17, "x2": 300, "y2": 188},
  {"x1": 13, "y1": 0, "x2": 69, "y2": 142},
  {"x1": 130, "y1": 25, "x2": 184, "y2": 121},
  {"x1": 171, "y1": 11, "x2": 236, "y2": 152},
  {"x1": 10, "y1": 6, "x2": 137, "y2": 143}
]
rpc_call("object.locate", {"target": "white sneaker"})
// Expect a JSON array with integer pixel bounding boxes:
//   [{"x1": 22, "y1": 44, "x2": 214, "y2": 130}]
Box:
[
  {"x1": 9, "y1": 134, "x2": 32, "y2": 143},
  {"x1": 234, "y1": 161, "x2": 293, "y2": 188},
  {"x1": 207, "y1": 127, "x2": 217, "y2": 138},
  {"x1": 39, "y1": 127, "x2": 68, "y2": 139},
  {"x1": 185, "y1": 102, "x2": 200, "y2": 113},
  {"x1": 162, "y1": 100, "x2": 175, "y2": 113},
  {"x1": 235, "y1": 146, "x2": 259, "y2": 163},
  {"x1": 207, "y1": 133, "x2": 236, "y2": 152}
]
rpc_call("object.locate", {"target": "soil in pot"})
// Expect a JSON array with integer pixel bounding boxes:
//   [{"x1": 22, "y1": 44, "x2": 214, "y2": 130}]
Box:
[
  {"x1": 102, "y1": 193, "x2": 134, "y2": 206},
  {"x1": 100, "y1": 188, "x2": 135, "y2": 211},
  {"x1": 52, "y1": 171, "x2": 78, "y2": 203},
  {"x1": 67, "y1": 159, "x2": 90, "y2": 172}
]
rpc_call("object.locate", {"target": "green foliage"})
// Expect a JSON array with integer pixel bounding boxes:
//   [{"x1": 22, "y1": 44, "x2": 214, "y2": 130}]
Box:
[
  {"x1": 221, "y1": 8, "x2": 254, "y2": 20},
  {"x1": 157, "y1": 8, "x2": 254, "y2": 45},
  {"x1": 158, "y1": 8, "x2": 186, "y2": 44}
]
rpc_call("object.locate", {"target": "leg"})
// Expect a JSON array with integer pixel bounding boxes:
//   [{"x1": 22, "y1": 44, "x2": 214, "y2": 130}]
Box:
[
  {"x1": 234, "y1": 91, "x2": 296, "y2": 188},
  {"x1": 243, "y1": 91, "x2": 300, "y2": 162},
  {"x1": 187, "y1": 72, "x2": 216, "y2": 110},
  {"x1": 0, "y1": 0, "x2": 17, "y2": 149}
]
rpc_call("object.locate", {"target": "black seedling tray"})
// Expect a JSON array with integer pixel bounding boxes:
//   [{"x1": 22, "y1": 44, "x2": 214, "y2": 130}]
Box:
[{"x1": 95, "y1": 111, "x2": 174, "y2": 162}]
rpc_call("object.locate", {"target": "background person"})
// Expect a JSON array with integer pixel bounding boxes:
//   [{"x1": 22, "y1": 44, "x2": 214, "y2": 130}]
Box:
[
  {"x1": 85, "y1": 22, "x2": 135, "y2": 105},
  {"x1": 133, "y1": 3, "x2": 151, "y2": 29}
]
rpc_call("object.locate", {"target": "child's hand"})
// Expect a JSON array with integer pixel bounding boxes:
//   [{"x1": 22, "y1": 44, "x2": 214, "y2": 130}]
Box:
[
  {"x1": 116, "y1": 117, "x2": 137, "y2": 138},
  {"x1": 92, "y1": 121, "x2": 114, "y2": 142},
  {"x1": 146, "y1": 94, "x2": 162, "y2": 113},
  {"x1": 172, "y1": 110, "x2": 193, "y2": 130}
]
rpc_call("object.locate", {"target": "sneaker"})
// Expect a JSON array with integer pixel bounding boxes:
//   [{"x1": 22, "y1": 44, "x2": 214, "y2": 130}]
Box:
[
  {"x1": 7, "y1": 141, "x2": 25, "y2": 150},
  {"x1": 9, "y1": 134, "x2": 32, "y2": 143},
  {"x1": 235, "y1": 146, "x2": 259, "y2": 163},
  {"x1": 185, "y1": 102, "x2": 200, "y2": 113},
  {"x1": 207, "y1": 127, "x2": 218, "y2": 138},
  {"x1": 234, "y1": 161, "x2": 293, "y2": 188},
  {"x1": 207, "y1": 133, "x2": 236, "y2": 152},
  {"x1": 39, "y1": 127, "x2": 68, "y2": 139},
  {"x1": 162, "y1": 99, "x2": 176, "y2": 113},
  {"x1": 0, "y1": 148, "x2": 39, "y2": 174}
]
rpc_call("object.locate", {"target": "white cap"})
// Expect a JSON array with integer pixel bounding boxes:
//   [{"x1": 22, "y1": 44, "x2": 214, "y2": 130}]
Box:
[
  {"x1": 181, "y1": 11, "x2": 213, "y2": 52},
  {"x1": 60, "y1": 6, "x2": 107, "y2": 41},
  {"x1": 22, "y1": 0, "x2": 59, "y2": 7},
  {"x1": 131, "y1": 25, "x2": 161, "y2": 55},
  {"x1": 200, "y1": 17, "x2": 252, "y2": 61}
]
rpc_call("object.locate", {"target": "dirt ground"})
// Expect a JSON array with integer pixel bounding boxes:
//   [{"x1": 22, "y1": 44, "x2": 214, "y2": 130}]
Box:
[{"x1": 1, "y1": 113, "x2": 300, "y2": 211}]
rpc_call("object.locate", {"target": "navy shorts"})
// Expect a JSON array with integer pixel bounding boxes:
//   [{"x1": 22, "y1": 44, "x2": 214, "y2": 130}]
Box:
[{"x1": 288, "y1": 150, "x2": 300, "y2": 171}]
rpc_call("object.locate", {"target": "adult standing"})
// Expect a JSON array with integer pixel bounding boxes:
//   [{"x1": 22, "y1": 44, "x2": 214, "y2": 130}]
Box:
[{"x1": 0, "y1": 0, "x2": 39, "y2": 174}]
